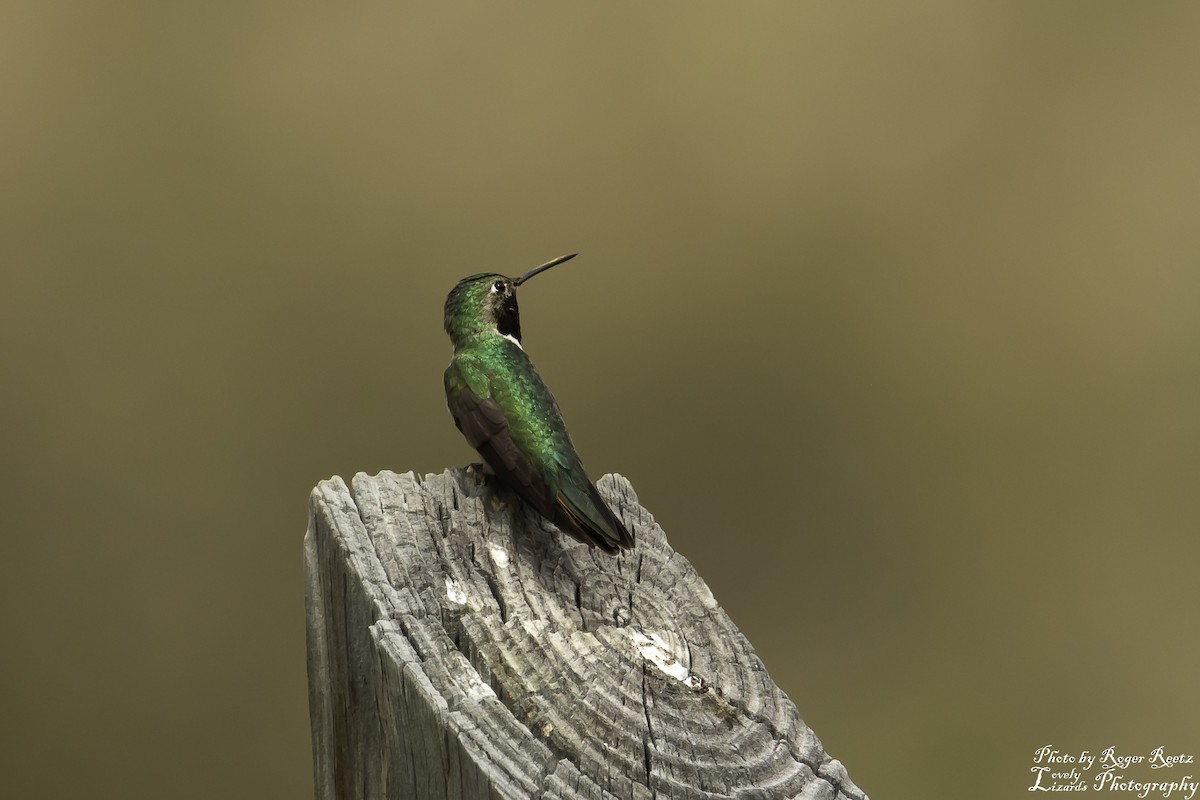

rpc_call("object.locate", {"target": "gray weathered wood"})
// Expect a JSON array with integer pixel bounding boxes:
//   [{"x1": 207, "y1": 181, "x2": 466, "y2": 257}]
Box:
[{"x1": 306, "y1": 468, "x2": 868, "y2": 800}]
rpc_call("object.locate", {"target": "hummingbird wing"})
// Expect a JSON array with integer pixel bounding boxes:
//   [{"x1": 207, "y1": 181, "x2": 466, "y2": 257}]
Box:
[
  {"x1": 444, "y1": 359, "x2": 632, "y2": 553},
  {"x1": 445, "y1": 363, "x2": 555, "y2": 513}
]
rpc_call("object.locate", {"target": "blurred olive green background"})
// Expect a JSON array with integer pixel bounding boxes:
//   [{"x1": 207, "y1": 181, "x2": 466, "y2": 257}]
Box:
[{"x1": 4, "y1": 3, "x2": 1198, "y2": 799}]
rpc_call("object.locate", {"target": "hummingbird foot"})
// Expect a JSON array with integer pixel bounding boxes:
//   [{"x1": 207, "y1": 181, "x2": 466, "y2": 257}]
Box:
[
  {"x1": 465, "y1": 462, "x2": 506, "y2": 497},
  {"x1": 465, "y1": 461, "x2": 496, "y2": 477}
]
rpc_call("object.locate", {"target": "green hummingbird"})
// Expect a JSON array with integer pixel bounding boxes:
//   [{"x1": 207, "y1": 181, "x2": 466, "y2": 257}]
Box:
[{"x1": 443, "y1": 253, "x2": 634, "y2": 554}]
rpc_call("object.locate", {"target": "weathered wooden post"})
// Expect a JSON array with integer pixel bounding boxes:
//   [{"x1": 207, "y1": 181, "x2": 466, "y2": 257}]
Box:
[{"x1": 305, "y1": 468, "x2": 867, "y2": 799}]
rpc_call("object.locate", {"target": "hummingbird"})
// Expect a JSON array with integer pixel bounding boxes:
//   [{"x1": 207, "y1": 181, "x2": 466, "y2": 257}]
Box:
[{"x1": 443, "y1": 253, "x2": 634, "y2": 554}]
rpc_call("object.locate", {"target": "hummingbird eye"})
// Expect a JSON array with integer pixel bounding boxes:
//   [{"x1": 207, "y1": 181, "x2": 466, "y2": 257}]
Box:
[{"x1": 491, "y1": 280, "x2": 506, "y2": 293}]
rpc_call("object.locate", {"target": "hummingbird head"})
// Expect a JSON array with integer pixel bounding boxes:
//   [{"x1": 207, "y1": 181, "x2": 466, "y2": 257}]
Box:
[{"x1": 443, "y1": 253, "x2": 577, "y2": 351}]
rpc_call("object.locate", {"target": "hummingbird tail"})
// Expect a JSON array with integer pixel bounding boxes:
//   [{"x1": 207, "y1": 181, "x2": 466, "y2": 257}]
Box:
[{"x1": 554, "y1": 479, "x2": 635, "y2": 553}]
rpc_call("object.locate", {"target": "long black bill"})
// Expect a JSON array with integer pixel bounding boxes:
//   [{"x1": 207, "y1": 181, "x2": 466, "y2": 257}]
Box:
[{"x1": 513, "y1": 252, "x2": 578, "y2": 286}]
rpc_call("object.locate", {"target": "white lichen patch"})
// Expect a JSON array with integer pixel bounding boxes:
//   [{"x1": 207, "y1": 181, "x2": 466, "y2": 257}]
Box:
[
  {"x1": 631, "y1": 630, "x2": 702, "y2": 689},
  {"x1": 521, "y1": 618, "x2": 548, "y2": 637},
  {"x1": 445, "y1": 577, "x2": 467, "y2": 606},
  {"x1": 465, "y1": 679, "x2": 496, "y2": 702}
]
